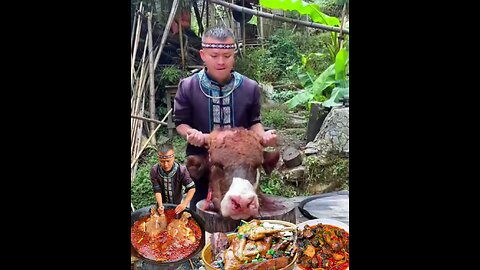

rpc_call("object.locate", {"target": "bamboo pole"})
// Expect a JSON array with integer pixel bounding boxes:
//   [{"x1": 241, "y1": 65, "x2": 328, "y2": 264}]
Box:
[
  {"x1": 131, "y1": 114, "x2": 168, "y2": 125},
  {"x1": 339, "y1": 3, "x2": 347, "y2": 49},
  {"x1": 259, "y1": 5, "x2": 264, "y2": 49},
  {"x1": 131, "y1": 3, "x2": 144, "y2": 92},
  {"x1": 147, "y1": 12, "x2": 157, "y2": 145},
  {"x1": 131, "y1": 109, "x2": 172, "y2": 169},
  {"x1": 207, "y1": 0, "x2": 349, "y2": 34},
  {"x1": 153, "y1": 0, "x2": 181, "y2": 68}
]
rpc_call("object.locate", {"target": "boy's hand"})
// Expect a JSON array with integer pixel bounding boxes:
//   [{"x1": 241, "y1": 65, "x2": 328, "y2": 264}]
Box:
[{"x1": 174, "y1": 203, "x2": 187, "y2": 214}]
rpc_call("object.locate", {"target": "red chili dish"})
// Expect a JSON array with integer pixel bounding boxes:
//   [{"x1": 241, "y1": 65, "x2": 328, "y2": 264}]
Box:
[{"x1": 131, "y1": 209, "x2": 203, "y2": 262}]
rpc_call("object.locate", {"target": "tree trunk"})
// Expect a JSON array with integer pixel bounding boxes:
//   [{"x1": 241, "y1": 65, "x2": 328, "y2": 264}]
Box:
[
  {"x1": 196, "y1": 197, "x2": 296, "y2": 233},
  {"x1": 306, "y1": 102, "x2": 329, "y2": 143}
]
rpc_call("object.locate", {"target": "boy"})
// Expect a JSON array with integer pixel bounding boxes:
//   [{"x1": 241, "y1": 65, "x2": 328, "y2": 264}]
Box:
[{"x1": 150, "y1": 143, "x2": 196, "y2": 215}]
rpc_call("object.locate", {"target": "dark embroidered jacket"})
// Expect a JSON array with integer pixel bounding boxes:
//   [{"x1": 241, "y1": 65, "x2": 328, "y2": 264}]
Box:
[{"x1": 149, "y1": 162, "x2": 195, "y2": 204}]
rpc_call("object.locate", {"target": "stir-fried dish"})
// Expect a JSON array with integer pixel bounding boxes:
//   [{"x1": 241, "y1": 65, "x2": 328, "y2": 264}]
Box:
[
  {"x1": 296, "y1": 223, "x2": 349, "y2": 270},
  {"x1": 210, "y1": 219, "x2": 297, "y2": 270},
  {"x1": 131, "y1": 208, "x2": 202, "y2": 262}
]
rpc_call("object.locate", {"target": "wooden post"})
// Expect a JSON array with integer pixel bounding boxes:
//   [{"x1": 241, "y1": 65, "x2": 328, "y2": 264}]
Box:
[
  {"x1": 242, "y1": 0, "x2": 246, "y2": 55},
  {"x1": 259, "y1": 5, "x2": 264, "y2": 49}
]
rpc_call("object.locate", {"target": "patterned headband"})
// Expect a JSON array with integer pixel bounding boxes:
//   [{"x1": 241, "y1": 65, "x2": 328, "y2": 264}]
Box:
[
  {"x1": 158, "y1": 153, "x2": 174, "y2": 159},
  {"x1": 202, "y1": 42, "x2": 236, "y2": 49}
]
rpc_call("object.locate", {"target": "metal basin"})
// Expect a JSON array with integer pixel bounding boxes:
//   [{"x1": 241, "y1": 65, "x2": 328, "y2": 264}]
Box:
[{"x1": 131, "y1": 204, "x2": 205, "y2": 269}]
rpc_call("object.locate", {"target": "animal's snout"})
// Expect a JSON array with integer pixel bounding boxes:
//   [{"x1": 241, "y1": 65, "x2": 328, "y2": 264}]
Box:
[
  {"x1": 229, "y1": 195, "x2": 258, "y2": 211},
  {"x1": 220, "y1": 177, "x2": 260, "y2": 220}
]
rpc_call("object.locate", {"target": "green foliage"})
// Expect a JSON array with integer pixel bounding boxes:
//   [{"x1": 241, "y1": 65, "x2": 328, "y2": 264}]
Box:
[
  {"x1": 171, "y1": 135, "x2": 187, "y2": 163},
  {"x1": 293, "y1": 32, "x2": 331, "y2": 58},
  {"x1": 271, "y1": 90, "x2": 297, "y2": 104},
  {"x1": 261, "y1": 106, "x2": 288, "y2": 129},
  {"x1": 236, "y1": 29, "x2": 301, "y2": 83},
  {"x1": 286, "y1": 47, "x2": 348, "y2": 109},
  {"x1": 266, "y1": 29, "x2": 300, "y2": 74},
  {"x1": 131, "y1": 148, "x2": 157, "y2": 210},
  {"x1": 260, "y1": 171, "x2": 299, "y2": 198},
  {"x1": 314, "y1": 0, "x2": 348, "y2": 17},
  {"x1": 304, "y1": 154, "x2": 349, "y2": 193},
  {"x1": 159, "y1": 65, "x2": 185, "y2": 86},
  {"x1": 235, "y1": 48, "x2": 278, "y2": 82},
  {"x1": 260, "y1": 0, "x2": 340, "y2": 26}
]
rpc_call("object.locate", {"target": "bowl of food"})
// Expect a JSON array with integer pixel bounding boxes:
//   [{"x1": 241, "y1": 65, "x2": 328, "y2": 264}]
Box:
[
  {"x1": 130, "y1": 204, "x2": 205, "y2": 267},
  {"x1": 296, "y1": 218, "x2": 349, "y2": 270},
  {"x1": 201, "y1": 219, "x2": 298, "y2": 270}
]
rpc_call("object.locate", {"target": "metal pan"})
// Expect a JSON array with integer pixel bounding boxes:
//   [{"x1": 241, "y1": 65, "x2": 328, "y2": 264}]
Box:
[{"x1": 131, "y1": 204, "x2": 206, "y2": 269}]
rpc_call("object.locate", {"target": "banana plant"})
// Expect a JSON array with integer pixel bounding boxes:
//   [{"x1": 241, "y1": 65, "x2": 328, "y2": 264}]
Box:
[
  {"x1": 260, "y1": 0, "x2": 340, "y2": 26},
  {"x1": 286, "y1": 47, "x2": 348, "y2": 109}
]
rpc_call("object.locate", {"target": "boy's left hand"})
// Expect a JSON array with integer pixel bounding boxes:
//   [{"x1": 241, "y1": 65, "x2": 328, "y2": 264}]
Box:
[{"x1": 175, "y1": 203, "x2": 187, "y2": 214}]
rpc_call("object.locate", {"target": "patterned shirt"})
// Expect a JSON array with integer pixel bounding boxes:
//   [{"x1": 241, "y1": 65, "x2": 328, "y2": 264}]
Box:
[
  {"x1": 149, "y1": 162, "x2": 195, "y2": 204},
  {"x1": 174, "y1": 68, "x2": 262, "y2": 156}
]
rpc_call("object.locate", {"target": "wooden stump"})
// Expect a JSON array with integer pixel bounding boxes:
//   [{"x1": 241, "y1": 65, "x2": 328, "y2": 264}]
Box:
[
  {"x1": 282, "y1": 146, "x2": 303, "y2": 168},
  {"x1": 196, "y1": 196, "x2": 296, "y2": 233}
]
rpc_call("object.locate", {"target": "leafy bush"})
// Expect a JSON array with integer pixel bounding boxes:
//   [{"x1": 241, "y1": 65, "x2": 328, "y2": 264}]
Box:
[
  {"x1": 260, "y1": 171, "x2": 299, "y2": 198},
  {"x1": 261, "y1": 107, "x2": 288, "y2": 129},
  {"x1": 271, "y1": 90, "x2": 297, "y2": 104},
  {"x1": 266, "y1": 29, "x2": 300, "y2": 75},
  {"x1": 131, "y1": 149, "x2": 157, "y2": 210}
]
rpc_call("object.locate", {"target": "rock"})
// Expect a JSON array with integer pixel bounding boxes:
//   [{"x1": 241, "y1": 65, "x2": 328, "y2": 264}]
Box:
[
  {"x1": 313, "y1": 107, "x2": 349, "y2": 158},
  {"x1": 283, "y1": 166, "x2": 306, "y2": 182}
]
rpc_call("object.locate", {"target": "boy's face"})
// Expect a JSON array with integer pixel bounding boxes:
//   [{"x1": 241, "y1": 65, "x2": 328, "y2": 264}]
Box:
[
  {"x1": 158, "y1": 149, "x2": 175, "y2": 172},
  {"x1": 199, "y1": 36, "x2": 236, "y2": 84}
]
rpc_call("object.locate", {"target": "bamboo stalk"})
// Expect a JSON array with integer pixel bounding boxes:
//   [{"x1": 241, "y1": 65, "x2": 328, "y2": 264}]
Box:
[
  {"x1": 147, "y1": 12, "x2": 157, "y2": 145},
  {"x1": 208, "y1": 0, "x2": 349, "y2": 34},
  {"x1": 131, "y1": 3, "x2": 144, "y2": 91},
  {"x1": 153, "y1": 0, "x2": 181, "y2": 68},
  {"x1": 259, "y1": 5, "x2": 264, "y2": 49},
  {"x1": 339, "y1": 3, "x2": 347, "y2": 49},
  {"x1": 131, "y1": 109, "x2": 172, "y2": 169},
  {"x1": 131, "y1": 114, "x2": 168, "y2": 125}
]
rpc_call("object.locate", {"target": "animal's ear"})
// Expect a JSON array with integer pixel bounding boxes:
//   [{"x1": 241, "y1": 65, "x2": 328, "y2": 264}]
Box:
[
  {"x1": 262, "y1": 150, "x2": 280, "y2": 175},
  {"x1": 186, "y1": 155, "x2": 209, "y2": 180}
]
